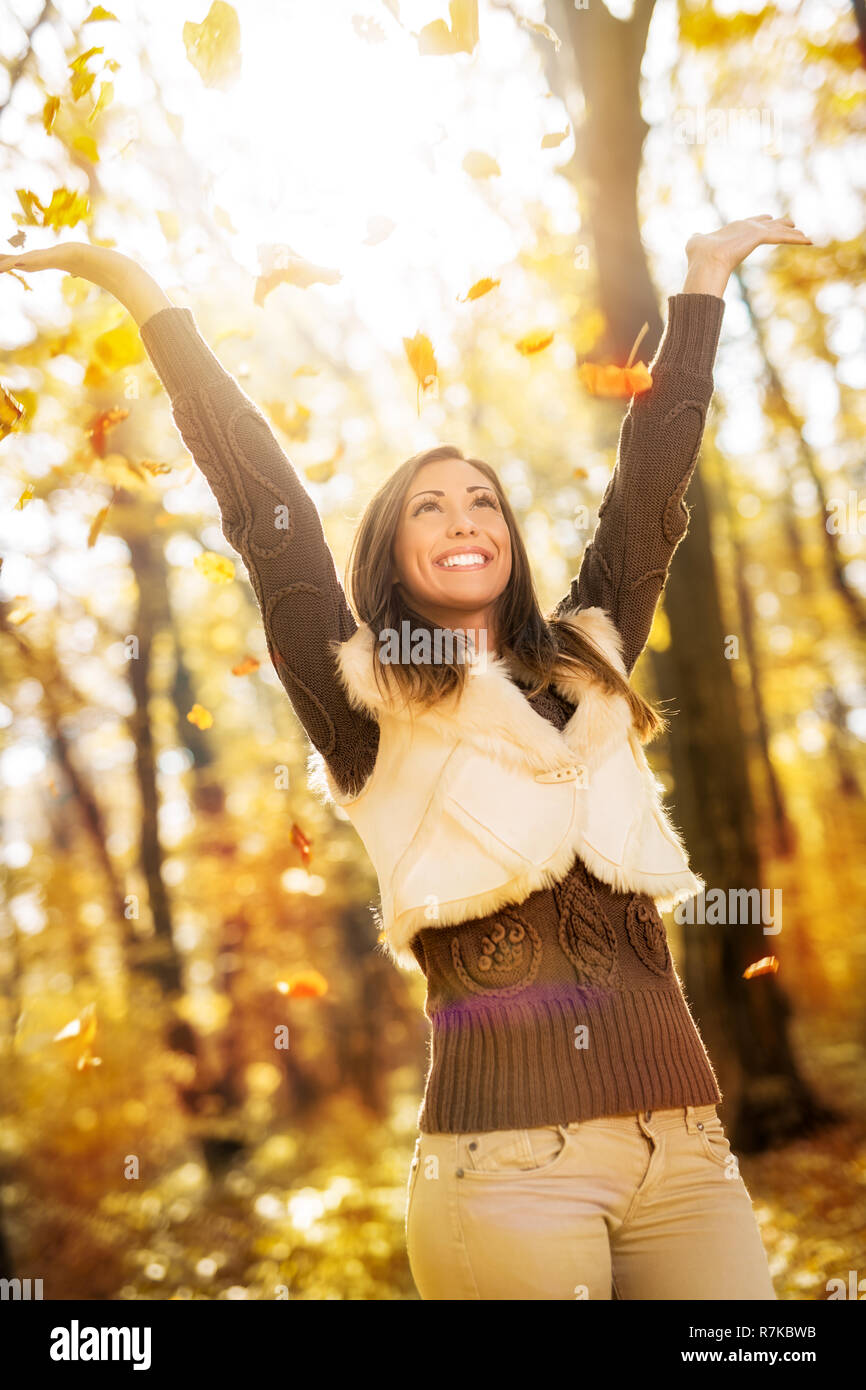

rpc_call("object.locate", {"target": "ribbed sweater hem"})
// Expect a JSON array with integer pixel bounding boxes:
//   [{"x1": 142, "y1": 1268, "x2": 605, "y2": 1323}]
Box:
[{"x1": 417, "y1": 985, "x2": 722, "y2": 1134}]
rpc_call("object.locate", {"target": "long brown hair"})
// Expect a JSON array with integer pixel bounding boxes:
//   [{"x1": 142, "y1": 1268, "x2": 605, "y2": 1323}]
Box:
[{"x1": 344, "y1": 445, "x2": 668, "y2": 743}]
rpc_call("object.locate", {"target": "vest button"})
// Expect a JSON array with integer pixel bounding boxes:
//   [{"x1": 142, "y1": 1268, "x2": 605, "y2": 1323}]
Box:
[
  {"x1": 534, "y1": 765, "x2": 587, "y2": 784},
  {"x1": 456, "y1": 1168, "x2": 465, "y2": 1178}
]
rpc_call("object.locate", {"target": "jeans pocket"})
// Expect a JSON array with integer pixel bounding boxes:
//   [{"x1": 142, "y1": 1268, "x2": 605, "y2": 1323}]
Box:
[
  {"x1": 697, "y1": 1115, "x2": 734, "y2": 1171},
  {"x1": 457, "y1": 1124, "x2": 570, "y2": 1179}
]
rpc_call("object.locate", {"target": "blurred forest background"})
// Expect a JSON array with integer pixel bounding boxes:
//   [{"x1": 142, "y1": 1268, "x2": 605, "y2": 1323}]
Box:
[{"x1": 0, "y1": 0, "x2": 865, "y2": 1300}]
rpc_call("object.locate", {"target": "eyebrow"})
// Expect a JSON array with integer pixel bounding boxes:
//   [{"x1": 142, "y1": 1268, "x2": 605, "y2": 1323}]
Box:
[{"x1": 408, "y1": 485, "x2": 496, "y2": 504}]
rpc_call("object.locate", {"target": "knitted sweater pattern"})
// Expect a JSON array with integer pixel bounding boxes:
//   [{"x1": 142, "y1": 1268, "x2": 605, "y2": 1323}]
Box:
[{"x1": 140, "y1": 292, "x2": 726, "y2": 1134}]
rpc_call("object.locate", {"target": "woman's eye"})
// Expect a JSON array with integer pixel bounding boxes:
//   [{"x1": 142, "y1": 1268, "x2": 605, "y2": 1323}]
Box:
[
  {"x1": 474, "y1": 495, "x2": 497, "y2": 509},
  {"x1": 412, "y1": 494, "x2": 498, "y2": 516}
]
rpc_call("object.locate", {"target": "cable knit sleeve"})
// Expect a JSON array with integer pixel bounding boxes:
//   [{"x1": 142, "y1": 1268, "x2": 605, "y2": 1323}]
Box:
[
  {"x1": 554, "y1": 293, "x2": 726, "y2": 675},
  {"x1": 138, "y1": 305, "x2": 380, "y2": 799}
]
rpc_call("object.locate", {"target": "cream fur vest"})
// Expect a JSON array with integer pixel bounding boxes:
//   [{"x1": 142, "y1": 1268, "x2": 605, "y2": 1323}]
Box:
[{"x1": 307, "y1": 606, "x2": 704, "y2": 973}]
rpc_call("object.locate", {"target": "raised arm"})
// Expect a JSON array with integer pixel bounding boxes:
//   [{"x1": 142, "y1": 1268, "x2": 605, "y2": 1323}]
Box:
[
  {"x1": 554, "y1": 215, "x2": 813, "y2": 675},
  {"x1": 0, "y1": 243, "x2": 380, "y2": 798}
]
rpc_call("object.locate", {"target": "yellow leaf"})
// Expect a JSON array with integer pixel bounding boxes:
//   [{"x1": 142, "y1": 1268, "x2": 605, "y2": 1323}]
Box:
[
  {"x1": 87, "y1": 79, "x2": 114, "y2": 124},
  {"x1": 84, "y1": 319, "x2": 143, "y2": 384},
  {"x1": 541, "y1": 127, "x2": 569, "y2": 149},
  {"x1": 83, "y1": 6, "x2": 118, "y2": 21},
  {"x1": 514, "y1": 15, "x2": 560, "y2": 50},
  {"x1": 459, "y1": 276, "x2": 500, "y2": 302},
  {"x1": 304, "y1": 442, "x2": 345, "y2": 484},
  {"x1": 194, "y1": 551, "x2": 235, "y2": 583},
  {"x1": 15, "y1": 483, "x2": 35, "y2": 509},
  {"x1": 266, "y1": 400, "x2": 310, "y2": 440},
  {"x1": 7, "y1": 602, "x2": 34, "y2": 625},
  {"x1": 87, "y1": 503, "x2": 110, "y2": 547},
  {"x1": 61, "y1": 273, "x2": 92, "y2": 307},
  {"x1": 13, "y1": 187, "x2": 90, "y2": 231},
  {"x1": 213, "y1": 205, "x2": 237, "y2": 234},
  {"x1": 403, "y1": 332, "x2": 438, "y2": 414},
  {"x1": 254, "y1": 248, "x2": 341, "y2": 306},
  {"x1": 515, "y1": 330, "x2": 554, "y2": 356},
  {"x1": 363, "y1": 215, "x2": 396, "y2": 246},
  {"x1": 187, "y1": 703, "x2": 214, "y2": 730},
  {"x1": 42, "y1": 96, "x2": 60, "y2": 133},
  {"x1": 418, "y1": 0, "x2": 478, "y2": 55},
  {"x1": 183, "y1": 1, "x2": 242, "y2": 90},
  {"x1": 158, "y1": 210, "x2": 180, "y2": 241},
  {"x1": 68, "y1": 47, "x2": 104, "y2": 102},
  {"x1": 462, "y1": 150, "x2": 500, "y2": 179},
  {"x1": 1, "y1": 385, "x2": 26, "y2": 440},
  {"x1": 72, "y1": 133, "x2": 100, "y2": 162}
]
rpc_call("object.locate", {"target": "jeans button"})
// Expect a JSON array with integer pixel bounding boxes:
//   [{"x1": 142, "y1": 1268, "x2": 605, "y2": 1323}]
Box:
[
  {"x1": 468, "y1": 1140, "x2": 478, "y2": 1150},
  {"x1": 697, "y1": 1122, "x2": 704, "y2": 1130},
  {"x1": 456, "y1": 1168, "x2": 465, "y2": 1178}
]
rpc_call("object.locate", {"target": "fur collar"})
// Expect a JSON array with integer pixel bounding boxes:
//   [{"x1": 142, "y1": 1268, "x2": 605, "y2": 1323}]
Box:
[{"x1": 330, "y1": 606, "x2": 637, "y2": 777}]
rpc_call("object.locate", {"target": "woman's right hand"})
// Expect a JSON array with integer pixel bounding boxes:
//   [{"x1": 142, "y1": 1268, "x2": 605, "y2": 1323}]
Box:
[
  {"x1": 0, "y1": 240, "x2": 94, "y2": 278},
  {"x1": 0, "y1": 241, "x2": 173, "y2": 326}
]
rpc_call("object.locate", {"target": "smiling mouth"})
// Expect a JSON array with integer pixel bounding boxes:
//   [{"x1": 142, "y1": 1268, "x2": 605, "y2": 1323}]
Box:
[{"x1": 433, "y1": 552, "x2": 493, "y2": 571}]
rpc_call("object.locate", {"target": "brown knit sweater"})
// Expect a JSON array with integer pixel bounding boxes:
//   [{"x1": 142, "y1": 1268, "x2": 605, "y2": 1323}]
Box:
[{"x1": 139, "y1": 292, "x2": 726, "y2": 1134}]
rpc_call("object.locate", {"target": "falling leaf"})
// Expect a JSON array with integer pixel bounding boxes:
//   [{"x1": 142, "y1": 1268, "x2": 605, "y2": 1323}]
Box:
[
  {"x1": 254, "y1": 247, "x2": 341, "y2": 306},
  {"x1": 139, "y1": 459, "x2": 173, "y2": 475},
  {"x1": 1, "y1": 385, "x2": 26, "y2": 441},
  {"x1": 83, "y1": 5, "x2": 118, "y2": 21},
  {"x1": 71, "y1": 134, "x2": 100, "y2": 162},
  {"x1": 68, "y1": 47, "x2": 104, "y2": 101},
  {"x1": 53, "y1": 1002, "x2": 101, "y2": 1070},
  {"x1": 187, "y1": 703, "x2": 213, "y2": 730},
  {"x1": 276, "y1": 969, "x2": 328, "y2": 999},
  {"x1": 515, "y1": 330, "x2": 555, "y2": 356},
  {"x1": 14, "y1": 483, "x2": 35, "y2": 509},
  {"x1": 573, "y1": 467, "x2": 589, "y2": 480},
  {"x1": 541, "y1": 127, "x2": 569, "y2": 149},
  {"x1": 87, "y1": 500, "x2": 112, "y2": 547},
  {"x1": 13, "y1": 187, "x2": 90, "y2": 231},
  {"x1": 8, "y1": 231, "x2": 26, "y2": 248},
  {"x1": 265, "y1": 400, "x2": 310, "y2": 440},
  {"x1": 578, "y1": 361, "x2": 653, "y2": 397},
  {"x1": 352, "y1": 14, "x2": 385, "y2": 42},
  {"x1": 292, "y1": 364, "x2": 320, "y2": 377},
  {"x1": 183, "y1": 2, "x2": 242, "y2": 90},
  {"x1": 194, "y1": 551, "x2": 235, "y2": 583},
  {"x1": 213, "y1": 205, "x2": 237, "y2": 234},
  {"x1": 403, "y1": 332, "x2": 438, "y2": 414},
  {"x1": 42, "y1": 96, "x2": 60, "y2": 133},
  {"x1": 291, "y1": 822, "x2": 313, "y2": 866},
  {"x1": 86, "y1": 406, "x2": 129, "y2": 457},
  {"x1": 158, "y1": 210, "x2": 180, "y2": 241},
  {"x1": 418, "y1": 0, "x2": 478, "y2": 55},
  {"x1": 514, "y1": 15, "x2": 560, "y2": 49},
  {"x1": 363, "y1": 215, "x2": 396, "y2": 246},
  {"x1": 87, "y1": 79, "x2": 114, "y2": 123},
  {"x1": 231, "y1": 655, "x2": 260, "y2": 676},
  {"x1": 462, "y1": 150, "x2": 500, "y2": 179},
  {"x1": 459, "y1": 276, "x2": 500, "y2": 302},
  {"x1": 743, "y1": 956, "x2": 779, "y2": 980},
  {"x1": 304, "y1": 442, "x2": 345, "y2": 484},
  {"x1": 7, "y1": 601, "x2": 34, "y2": 625}
]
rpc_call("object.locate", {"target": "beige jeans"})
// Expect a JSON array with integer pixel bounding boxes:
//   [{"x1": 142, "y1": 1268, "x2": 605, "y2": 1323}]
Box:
[{"x1": 406, "y1": 1104, "x2": 777, "y2": 1300}]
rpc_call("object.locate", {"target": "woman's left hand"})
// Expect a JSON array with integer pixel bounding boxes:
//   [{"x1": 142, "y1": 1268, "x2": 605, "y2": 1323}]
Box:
[
  {"x1": 682, "y1": 214, "x2": 813, "y2": 296},
  {"x1": 686, "y1": 214, "x2": 813, "y2": 274}
]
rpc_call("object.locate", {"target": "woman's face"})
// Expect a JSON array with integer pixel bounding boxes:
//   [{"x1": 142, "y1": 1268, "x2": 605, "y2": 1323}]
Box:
[{"x1": 390, "y1": 457, "x2": 512, "y2": 635}]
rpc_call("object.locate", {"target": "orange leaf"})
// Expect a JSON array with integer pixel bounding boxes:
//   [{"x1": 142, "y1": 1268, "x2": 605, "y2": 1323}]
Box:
[
  {"x1": 541, "y1": 127, "x2": 569, "y2": 149},
  {"x1": 515, "y1": 330, "x2": 554, "y2": 356},
  {"x1": 459, "y1": 277, "x2": 500, "y2": 302},
  {"x1": 87, "y1": 497, "x2": 114, "y2": 547},
  {"x1": 578, "y1": 361, "x2": 653, "y2": 397},
  {"x1": 291, "y1": 821, "x2": 313, "y2": 866},
  {"x1": 86, "y1": 406, "x2": 129, "y2": 457},
  {"x1": 277, "y1": 969, "x2": 328, "y2": 999},
  {"x1": 53, "y1": 1002, "x2": 101, "y2": 1070},
  {"x1": 743, "y1": 956, "x2": 779, "y2": 980},
  {"x1": 231, "y1": 654, "x2": 260, "y2": 676}
]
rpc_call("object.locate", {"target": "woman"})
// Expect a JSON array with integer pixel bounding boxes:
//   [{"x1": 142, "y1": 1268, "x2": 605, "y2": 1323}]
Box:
[{"x1": 0, "y1": 213, "x2": 811, "y2": 1300}]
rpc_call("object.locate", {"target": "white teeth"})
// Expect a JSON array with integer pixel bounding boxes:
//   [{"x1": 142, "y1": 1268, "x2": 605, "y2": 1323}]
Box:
[{"x1": 437, "y1": 553, "x2": 488, "y2": 568}]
